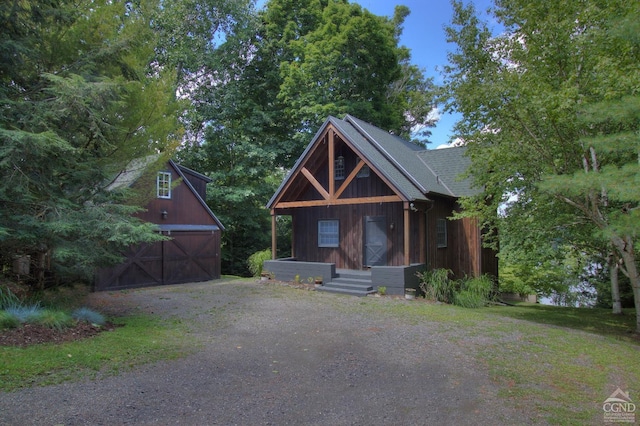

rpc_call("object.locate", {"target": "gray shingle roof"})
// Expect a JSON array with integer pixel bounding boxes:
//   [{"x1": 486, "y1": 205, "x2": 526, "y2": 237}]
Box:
[
  {"x1": 267, "y1": 114, "x2": 478, "y2": 208},
  {"x1": 341, "y1": 115, "x2": 477, "y2": 198}
]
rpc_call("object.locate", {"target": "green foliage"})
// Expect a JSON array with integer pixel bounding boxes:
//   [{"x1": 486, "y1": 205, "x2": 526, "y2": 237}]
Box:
[
  {"x1": 454, "y1": 275, "x2": 494, "y2": 308},
  {"x1": 444, "y1": 0, "x2": 640, "y2": 329},
  {"x1": 71, "y1": 308, "x2": 106, "y2": 326},
  {"x1": 417, "y1": 268, "x2": 456, "y2": 304},
  {"x1": 0, "y1": 311, "x2": 20, "y2": 330},
  {"x1": 32, "y1": 309, "x2": 74, "y2": 330},
  {"x1": 247, "y1": 249, "x2": 272, "y2": 277},
  {"x1": 498, "y1": 265, "x2": 536, "y2": 297},
  {"x1": 0, "y1": 0, "x2": 186, "y2": 285},
  {"x1": 377, "y1": 286, "x2": 387, "y2": 296},
  {"x1": 0, "y1": 287, "x2": 21, "y2": 310},
  {"x1": 418, "y1": 269, "x2": 495, "y2": 308}
]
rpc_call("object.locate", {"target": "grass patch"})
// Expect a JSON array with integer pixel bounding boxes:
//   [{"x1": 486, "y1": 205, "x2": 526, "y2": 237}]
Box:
[
  {"x1": 0, "y1": 311, "x2": 20, "y2": 329},
  {"x1": 31, "y1": 309, "x2": 74, "y2": 330},
  {"x1": 339, "y1": 295, "x2": 640, "y2": 424},
  {"x1": 0, "y1": 314, "x2": 191, "y2": 391},
  {"x1": 485, "y1": 303, "x2": 637, "y2": 338}
]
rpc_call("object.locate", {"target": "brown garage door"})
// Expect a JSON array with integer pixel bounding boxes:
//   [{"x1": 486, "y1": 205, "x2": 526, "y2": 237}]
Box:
[{"x1": 95, "y1": 231, "x2": 221, "y2": 291}]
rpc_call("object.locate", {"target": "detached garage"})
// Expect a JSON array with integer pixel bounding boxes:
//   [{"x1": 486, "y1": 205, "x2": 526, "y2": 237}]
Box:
[{"x1": 95, "y1": 159, "x2": 224, "y2": 291}]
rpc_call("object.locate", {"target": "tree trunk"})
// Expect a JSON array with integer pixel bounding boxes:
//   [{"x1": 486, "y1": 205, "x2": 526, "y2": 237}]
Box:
[
  {"x1": 612, "y1": 236, "x2": 640, "y2": 333},
  {"x1": 609, "y1": 253, "x2": 622, "y2": 315},
  {"x1": 35, "y1": 250, "x2": 47, "y2": 291}
]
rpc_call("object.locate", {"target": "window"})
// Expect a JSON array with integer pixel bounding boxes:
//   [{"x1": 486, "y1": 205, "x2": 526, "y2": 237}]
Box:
[
  {"x1": 334, "y1": 156, "x2": 345, "y2": 180},
  {"x1": 436, "y1": 218, "x2": 447, "y2": 248},
  {"x1": 157, "y1": 171, "x2": 171, "y2": 199},
  {"x1": 356, "y1": 159, "x2": 370, "y2": 178},
  {"x1": 318, "y1": 220, "x2": 339, "y2": 247}
]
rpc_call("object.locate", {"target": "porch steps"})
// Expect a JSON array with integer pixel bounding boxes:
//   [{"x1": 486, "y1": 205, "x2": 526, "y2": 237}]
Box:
[{"x1": 317, "y1": 270, "x2": 376, "y2": 297}]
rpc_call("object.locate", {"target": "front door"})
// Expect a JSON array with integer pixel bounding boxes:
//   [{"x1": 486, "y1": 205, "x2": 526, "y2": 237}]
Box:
[{"x1": 364, "y1": 216, "x2": 387, "y2": 266}]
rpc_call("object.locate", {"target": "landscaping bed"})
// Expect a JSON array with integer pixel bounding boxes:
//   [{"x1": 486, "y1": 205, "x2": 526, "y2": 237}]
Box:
[{"x1": 0, "y1": 321, "x2": 116, "y2": 347}]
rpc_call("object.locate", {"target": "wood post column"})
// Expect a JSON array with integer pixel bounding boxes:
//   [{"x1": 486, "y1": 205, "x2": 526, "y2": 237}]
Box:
[
  {"x1": 271, "y1": 210, "x2": 277, "y2": 260},
  {"x1": 404, "y1": 202, "x2": 410, "y2": 266}
]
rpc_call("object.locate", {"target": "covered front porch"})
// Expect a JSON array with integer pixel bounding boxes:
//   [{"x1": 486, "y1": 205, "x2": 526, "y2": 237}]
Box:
[{"x1": 263, "y1": 258, "x2": 424, "y2": 296}]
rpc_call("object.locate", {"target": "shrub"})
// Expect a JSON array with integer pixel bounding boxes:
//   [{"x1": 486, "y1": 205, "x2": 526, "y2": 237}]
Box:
[
  {"x1": 5, "y1": 305, "x2": 42, "y2": 323},
  {"x1": 377, "y1": 286, "x2": 387, "y2": 296},
  {"x1": 0, "y1": 311, "x2": 20, "y2": 330},
  {"x1": 32, "y1": 309, "x2": 74, "y2": 330},
  {"x1": 453, "y1": 275, "x2": 495, "y2": 308},
  {"x1": 0, "y1": 286, "x2": 21, "y2": 310},
  {"x1": 417, "y1": 269, "x2": 456, "y2": 303},
  {"x1": 72, "y1": 307, "x2": 106, "y2": 326},
  {"x1": 247, "y1": 248, "x2": 272, "y2": 277}
]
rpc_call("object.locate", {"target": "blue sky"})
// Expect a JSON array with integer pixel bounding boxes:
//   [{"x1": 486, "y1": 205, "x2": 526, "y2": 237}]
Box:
[
  {"x1": 353, "y1": 0, "x2": 495, "y2": 146},
  {"x1": 255, "y1": 0, "x2": 496, "y2": 147}
]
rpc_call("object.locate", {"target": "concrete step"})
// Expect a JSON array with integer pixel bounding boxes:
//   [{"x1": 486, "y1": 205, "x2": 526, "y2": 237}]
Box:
[
  {"x1": 317, "y1": 272, "x2": 376, "y2": 297},
  {"x1": 316, "y1": 284, "x2": 375, "y2": 297}
]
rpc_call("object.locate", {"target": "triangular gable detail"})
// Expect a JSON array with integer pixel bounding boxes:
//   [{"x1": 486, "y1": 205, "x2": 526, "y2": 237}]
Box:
[
  {"x1": 267, "y1": 114, "x2": 478, "y2": 210},
  {"x1": 267, "y1": 119, "x2": 411, "y2": 209}
]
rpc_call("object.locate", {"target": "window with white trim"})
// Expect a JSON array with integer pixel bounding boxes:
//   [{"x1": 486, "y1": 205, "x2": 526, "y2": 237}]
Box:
[
  {"x1": 157, "y1": 171, "x2": 172, "y2": 199},
  {"x1": 436, "y1": 218, "x2": 447, "y2": 248},
  {"x1": 318, "y1": 220, "x2": 339, "y2": 247}
]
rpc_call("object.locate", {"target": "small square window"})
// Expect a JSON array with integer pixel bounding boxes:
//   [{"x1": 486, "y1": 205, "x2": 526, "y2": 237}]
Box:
[
  {"x1": 157, "y1": 171, "x2": 171, "y2": 199},
  {"x1": 436, "y1": 218, "x2": 447, "y2": 248},
  {"x1": 318, "y1": 220, "x2": 339, "y2": 247}
]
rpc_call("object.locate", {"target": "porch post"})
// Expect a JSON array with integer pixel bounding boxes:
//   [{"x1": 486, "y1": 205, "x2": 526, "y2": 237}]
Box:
[
  {"x1": 328, "y1": 130, "x2": 335, "y2": 196},
  {"x1": 404, "y1": 202, "x2": 410, "y2": 266},
  {"x1": 271, "y1": 209, "x2": 277, "y2": 260}
]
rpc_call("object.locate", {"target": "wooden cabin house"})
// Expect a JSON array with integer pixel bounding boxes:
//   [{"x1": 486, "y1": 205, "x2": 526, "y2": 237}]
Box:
[
  {"x1": 265, "y1": 115, "x2": 497, "y2": 296},
  {"x1": 95, "y1": 159, "x2": 224, "y2": 291}
]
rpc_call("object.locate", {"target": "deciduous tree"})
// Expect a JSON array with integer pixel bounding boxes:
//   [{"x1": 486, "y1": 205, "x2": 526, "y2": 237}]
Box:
[{"x1": 444, "y1": 0, "x2": 640, "y2": 331}]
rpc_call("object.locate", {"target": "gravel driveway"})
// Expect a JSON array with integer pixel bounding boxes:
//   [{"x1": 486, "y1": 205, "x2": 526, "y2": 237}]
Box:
[{"x1": 0, "y1": 279, "x2": 532, "y2": 425}]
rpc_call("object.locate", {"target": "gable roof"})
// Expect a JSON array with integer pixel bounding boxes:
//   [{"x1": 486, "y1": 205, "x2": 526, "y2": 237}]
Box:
[
  {"x1": 107, "y1": 157, "x2": 224, "y2": 230},
  {"x1": 268, "y1": 115, "x2": 478, "y2": 208}
]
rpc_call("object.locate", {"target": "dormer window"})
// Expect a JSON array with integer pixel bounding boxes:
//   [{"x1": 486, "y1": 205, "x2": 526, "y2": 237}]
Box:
[
  {"x1": 334, "y1": 155, "x2": 345, "y2": 180},
  {"x1": 157, "y1": 171, "x2": 171, "y2": 199}
]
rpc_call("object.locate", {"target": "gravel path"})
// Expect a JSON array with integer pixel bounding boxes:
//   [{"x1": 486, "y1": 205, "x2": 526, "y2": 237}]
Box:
[{"x1": 0, "y1": 279, "x2": 533, "y2": 425}]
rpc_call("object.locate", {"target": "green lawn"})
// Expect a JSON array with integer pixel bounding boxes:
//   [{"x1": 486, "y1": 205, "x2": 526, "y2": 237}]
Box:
[
  {"x1": 354, "y1": 297, "x2": 640, "y2": 425},
  {"x1": 0, "y1": 315, "x2": 190, "y2": 391}
]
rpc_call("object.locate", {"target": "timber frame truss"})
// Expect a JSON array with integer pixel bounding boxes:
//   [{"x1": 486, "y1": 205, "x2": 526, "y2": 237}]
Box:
[{"x1": 269, "y1": 124, "x2": 414, "y2": 265}]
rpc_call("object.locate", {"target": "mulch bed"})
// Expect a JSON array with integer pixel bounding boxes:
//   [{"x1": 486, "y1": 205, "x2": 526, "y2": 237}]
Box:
[{"x1": 0, "y1": 322, "x2": 117, "y2": 348}]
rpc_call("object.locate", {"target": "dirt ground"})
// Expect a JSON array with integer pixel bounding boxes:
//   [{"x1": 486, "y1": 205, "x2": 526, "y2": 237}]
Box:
[{"x1": 0, "y1": 279, "x2": 536, "y2": 425}]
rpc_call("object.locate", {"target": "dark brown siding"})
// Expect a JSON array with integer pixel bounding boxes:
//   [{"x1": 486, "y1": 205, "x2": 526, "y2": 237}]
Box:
[
  {"x1": 136, "y1": 168, "x2": 216, "y2": 226},
  {"x1": 291, "y1": 202, "x2": 425, "y2": 269},
  {"x1": 95, "y1": 231, "x2": 221, "y2": 291},
  {"x1": 96, "y1": 161, "x2": 222, "y2": 291},
  {"x1": 423, "y1": 195, "x2": 497, "y2": 279}
]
